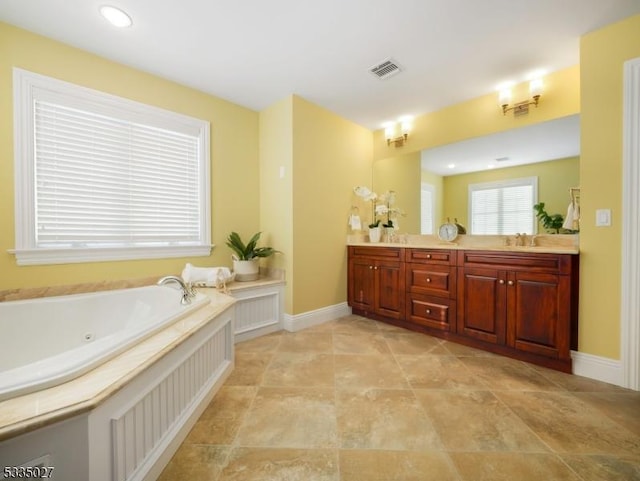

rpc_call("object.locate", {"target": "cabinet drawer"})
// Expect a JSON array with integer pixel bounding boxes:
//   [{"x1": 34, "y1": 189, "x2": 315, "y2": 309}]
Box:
[
  {"x1": 405, "y1": 249, "x2": 455, "y2": 265},
  {"x1": 457, "y1": 250, "x2": 572, "y2": 274},
  {"x1": 407, "y1": 264, "x2": 456, "y2": 298},
  {"x1": 406, "y1": 294, "x2": 455, "y2": 331},
  {"x1": 349, "y1": 246, "x2": 402, "y2": 260}
]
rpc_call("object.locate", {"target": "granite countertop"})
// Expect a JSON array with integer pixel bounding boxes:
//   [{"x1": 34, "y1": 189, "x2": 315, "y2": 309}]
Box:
[
  {"x1": 0, "y1": 289, "x2": 236, "y2": 442},
  {"x1": 347, "y1": 234, "x2": 580, "y2": 255}
]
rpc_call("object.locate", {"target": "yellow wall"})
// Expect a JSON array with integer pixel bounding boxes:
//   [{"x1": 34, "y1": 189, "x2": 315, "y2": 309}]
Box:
[
  {"x1": 373, "y1": 65, "x2": 580, "y2": 161},
  {"x1": 291, "y1": 96, "x2": 372, "y2": 314},
  {"x1": 0, "y1": 23, "x2": 260, "y2": 290},
  {"x1": 259, "y1": 97, "x2": 294, "y2": 312},
  {"x1": 443, "y1": 156, "x2": 580, "y2": 232},
  {"x1": 579, "y1": 14, "x2": 640, "y2": 359},
  {"x1": 372, "y1": 152, "x2": 421, "y2": 233}
]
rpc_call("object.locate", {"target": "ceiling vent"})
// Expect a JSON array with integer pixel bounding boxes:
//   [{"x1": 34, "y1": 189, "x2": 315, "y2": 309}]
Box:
[{"x1": 369, "y1": 58, "x2": 402, "y2": 80}]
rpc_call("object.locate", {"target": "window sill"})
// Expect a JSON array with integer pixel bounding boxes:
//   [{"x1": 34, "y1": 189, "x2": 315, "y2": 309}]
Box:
[{"x1": 9, "y1": 245, "x2": 214, "y2": 266}]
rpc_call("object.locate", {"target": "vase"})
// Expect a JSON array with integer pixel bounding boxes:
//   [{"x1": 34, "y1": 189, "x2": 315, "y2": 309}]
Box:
[
  {"x1": 232, "y1": 257, "x2": 259, "y2": 281},
  {"x1": 368, "y1": 226, "x2": 381, "y2": 243}
]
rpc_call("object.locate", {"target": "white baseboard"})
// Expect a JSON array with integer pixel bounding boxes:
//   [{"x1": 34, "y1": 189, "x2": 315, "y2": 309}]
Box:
[
  {"x1": 283, "y1": 302, "x2": 352, "y2": 332},
  {"x1": 571, "y1": 350, "x2": 624, "y2": 387}
]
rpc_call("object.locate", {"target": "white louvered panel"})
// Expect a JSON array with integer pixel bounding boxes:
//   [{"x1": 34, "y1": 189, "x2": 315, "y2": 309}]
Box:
[
  {"x1": 234, "y1": 293, "x2": 279, "y2": 334},
  {"x1": 111, "y1": 322, "x2": 232, "y2": 481}
]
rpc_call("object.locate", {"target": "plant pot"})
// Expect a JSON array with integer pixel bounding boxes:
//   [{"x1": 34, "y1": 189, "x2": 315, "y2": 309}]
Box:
[
  {"x1": 368, "y1": 226, "x2": 381, "y2": 243},
  {"x1": 232, "y1": 258, "x2": 259, "y2": 281}
]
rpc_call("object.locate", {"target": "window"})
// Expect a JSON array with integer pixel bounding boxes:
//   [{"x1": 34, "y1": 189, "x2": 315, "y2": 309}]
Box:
[
  {"x1": 12, "y1": 68, "x2": 211, "y2": 265},
  {"x1": 421, "y1": 182, "x2": 435, "y2": 234},
  {"x1": 469, "y1": 177, "x2": 538, "y2": 235}
]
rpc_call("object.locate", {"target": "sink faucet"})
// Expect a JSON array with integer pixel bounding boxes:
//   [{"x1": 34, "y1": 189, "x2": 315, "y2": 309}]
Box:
[{"x1": 157, "y1": 275, "x2": 196, "y2": 305}]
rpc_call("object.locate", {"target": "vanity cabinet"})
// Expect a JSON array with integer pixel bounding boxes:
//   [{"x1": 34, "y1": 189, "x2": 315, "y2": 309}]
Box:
[
  {"x1": 347, "y1": 245, "x2": 579, "y2": 372},
  {"x1": 405, "y1": 249, "x2": 456, "y2": 331},
  {"x1": 457, "y1": 250, "x2": 578, "y2": 365},
  {"x1": 348, "y1": 246, "x2": 405, "y2": 320}
]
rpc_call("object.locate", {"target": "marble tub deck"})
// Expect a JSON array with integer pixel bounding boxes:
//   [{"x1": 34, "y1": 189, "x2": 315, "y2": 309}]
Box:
[{"x1": 158, "y1": 315, "x2": 640, "y2": 481}]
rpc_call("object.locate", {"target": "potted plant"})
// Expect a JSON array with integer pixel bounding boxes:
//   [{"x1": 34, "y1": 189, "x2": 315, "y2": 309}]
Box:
[
  {"x1": 226, "y1": 231, "x2": 279, "y2": 281},
  {"x1": 533, "y1": 202, "x2": 565, "y2": 234},
  {"x1": 354, "y1": 186, "x2": 382, "y2": 242}
]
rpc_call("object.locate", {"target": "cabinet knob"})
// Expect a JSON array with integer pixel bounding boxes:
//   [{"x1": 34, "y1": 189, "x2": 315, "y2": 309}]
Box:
[
  {"x1": 426, "y1": 278, "x2": 431, "y2": 283},
  {"x1": 508, "y1": 280, "x2": 514, "y2": 286},
  {"x1": 426, "y1": 254, "x2": 431, "y2": 259},
  {"x1": 369, "y1": 265, "x2": 373, "y2": 269},
  {"x1": 499, "y1": 279, "x2": 505, "y2": 284},
  {"x1": 426, "y1": 309, "x2": 431, "y2": 314}
]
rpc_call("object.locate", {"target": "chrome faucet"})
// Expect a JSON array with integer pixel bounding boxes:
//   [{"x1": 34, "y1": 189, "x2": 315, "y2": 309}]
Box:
[{"x1": 157, "y1": 275, "x2": 196, "y2": 305}]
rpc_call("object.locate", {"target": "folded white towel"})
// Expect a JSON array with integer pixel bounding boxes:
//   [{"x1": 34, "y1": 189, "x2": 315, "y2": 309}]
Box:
[
  {"x1": 563, "y1": 203, "x2": 575, "y2": 230},
  {"x1": 181, "y1": 263, "x2": 233, "y2": 285}
]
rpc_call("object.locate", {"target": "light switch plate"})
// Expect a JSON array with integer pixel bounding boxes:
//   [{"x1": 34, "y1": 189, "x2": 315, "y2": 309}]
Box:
[{"x1": 596, "y1": 209, "x2": 611, "y2": 226}]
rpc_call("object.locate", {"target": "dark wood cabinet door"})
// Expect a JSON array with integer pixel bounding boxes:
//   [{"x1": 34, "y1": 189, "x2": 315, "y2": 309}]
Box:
[
  {"x1": 507, "y1": 271, "x2": 570, "y2": 359},
  {"x1": 349, "y1": 257, "x2": 375, "y2": 312},
  {"x1": 457, "y1": 267, "x2": 506, "y2": 344},
  {"x1": 375, "y1": 260, "x2": 405, "y2": 319}
]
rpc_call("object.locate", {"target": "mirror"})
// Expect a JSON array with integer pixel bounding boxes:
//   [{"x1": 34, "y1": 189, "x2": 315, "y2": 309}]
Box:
[{"x1": 372, "y1": 114, "x2": 580, "y2": 234}]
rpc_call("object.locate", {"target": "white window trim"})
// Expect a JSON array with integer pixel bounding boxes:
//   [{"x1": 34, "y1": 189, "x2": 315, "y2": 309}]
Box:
[
  {"x1": 467, "y1": 176, "x2": 538, "y2": 235},
  {"x1": 11, "y1": 68, "x2": 212, "y2": 265},
  {"x1": 421, "y1": 182, "x2": 435, "y2": 235}
]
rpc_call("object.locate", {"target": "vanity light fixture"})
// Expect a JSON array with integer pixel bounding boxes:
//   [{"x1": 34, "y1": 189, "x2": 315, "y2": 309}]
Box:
[
  {"x1": 384, "y1": 117, "x2": 412, "y2": 147},
  {"x1": 498, "y1": 76, "x2": 543, "y2": 117},
  {"x1": 99, "y1": 5, "x2": 133, "y2": 28}
]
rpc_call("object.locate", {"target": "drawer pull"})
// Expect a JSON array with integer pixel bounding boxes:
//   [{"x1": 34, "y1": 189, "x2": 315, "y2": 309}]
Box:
[
  {"x1": 374, "y1": 266, "x2": 378, "y2": 270},
  {"x1": 369, "y1": 265, "x2": 373, "y2": 269},
  {"x1": 499, "y1": 279, "x2": 505, "y2": 284},
  {"x1": 508, "y1": 280, "x2": 514, "y2": 286},
  {"x1": 426, "y1": 278, "x2": 431, "y2": 283},
  {"x1": 426, "y1": 254, "x2": 432, "y2": 259},
  {"x1": 426, "y1": 309, "x2": 431, "y2": 314}
]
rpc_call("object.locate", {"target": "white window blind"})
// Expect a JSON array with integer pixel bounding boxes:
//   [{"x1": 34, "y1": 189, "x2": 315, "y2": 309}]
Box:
[
  {"x1": 13, "y1": 68, "x2": 211, "y2": 265},
  {"x1": 421, "y1": 182, "x2": 435, "y2": 234},
  {"x1": 469, "y1": 177, "x2": 537, "y2": 235}
]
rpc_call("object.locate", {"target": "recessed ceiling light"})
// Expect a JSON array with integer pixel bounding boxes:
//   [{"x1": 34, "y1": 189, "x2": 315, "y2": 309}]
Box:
[
  {"x1": 100, "y1": 5, "x2": 132, "y2": 28},
  {"x1": 447, "y1": 163, "x2": 455, "y2": 169}
]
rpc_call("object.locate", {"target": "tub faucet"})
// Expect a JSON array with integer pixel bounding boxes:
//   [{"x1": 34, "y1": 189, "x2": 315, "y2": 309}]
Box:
[{"x1": 157, "y1": 275, "x2": 196, "y2": 305}]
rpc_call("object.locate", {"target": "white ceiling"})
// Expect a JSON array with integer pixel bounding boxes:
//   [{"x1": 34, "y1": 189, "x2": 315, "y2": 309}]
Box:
[
  {"x1": 1, "y1": 0, "x2": 639, "y2": 132},
  {"x1": 422, "y1": 114, "x2": 581, "y2": 176}
]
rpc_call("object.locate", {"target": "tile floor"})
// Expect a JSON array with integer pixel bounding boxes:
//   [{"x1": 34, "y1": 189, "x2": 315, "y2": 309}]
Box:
[{"x1": 158, "y1": 315, "x2": 640, "y2": 481}]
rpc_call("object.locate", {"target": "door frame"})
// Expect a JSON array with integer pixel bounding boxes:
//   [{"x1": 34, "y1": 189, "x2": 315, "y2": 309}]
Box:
[{"x1": 621, "y1": 56, "x2": 640, "y2": 390}]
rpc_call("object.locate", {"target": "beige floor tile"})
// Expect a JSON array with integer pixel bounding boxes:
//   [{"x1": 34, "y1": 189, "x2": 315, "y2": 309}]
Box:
[
  {"x1": 226, "y1": 350, "x2": 273, "y2": 386},
  {"x1": 262, "y1": 352, "x2": 335, "y2": 387},
  {"x1": 415, "y1": 389, "x2": 547, "y2": 452},
  {"x1": 157, "y1": 444, "x2": 230, "y2": 481},
  {"x1": 334, "y1": 354, "x2": 409, "y2": 389},
  {"x1": 235, "y1": 332, "x2": 282, "y2": 353},
  {"x1": 574, "y1": 391, "x2": 640, "y2": 436},
  {"x1": 459, "y1": 355, "x2": 565, "y2": 391},
  {"x1": 332, "y1": 331, "x2": 391, "y2": 354},
  {"x1": 236, "y1": 387, "x2": 337, "y2": 448},
  {"x1": 561, "y1": 454, "x2": 640, "y2": 481},
  {"x1": 397, "y1": 354, "x2": 488, "y2": 390},
  {"x1": 218, "y1": 447, "x2": 339, "y2": 481},
  {"x1": 185, "y1": 386, "x2": 257, "y2": 444},
  {"x1": 336, "y1": 388, "x2": 441, "y2": 450},
  {"x1": 496, "y1": 390, "x2": 640, "y2": 456},
  {"x1": 278, "y1": 331, "x2": 334, "y2": 353},
  {"x1": 440, "y1": 340, "x2": 501, "y2": 357},
  {"x1": 531, "y1": 364, "x2": 630, "y2": 392},
  {"x1": 330, "y1": 316, "x2": 381, "y2": 334},
  {"x1": 339, "y1": 449, "x2": 459, "y2": 481},
  {"x1": 382, "y1": 331, "x2": 447, "y2": 355},
  {"x1": 451, "y1": 452, "x2": 582, "y2": 481}
]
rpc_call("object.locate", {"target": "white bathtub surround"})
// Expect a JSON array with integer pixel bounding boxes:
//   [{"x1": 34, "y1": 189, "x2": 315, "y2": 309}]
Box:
[
  {"x1": 0, "y1": 288, "x2": 235, "y2": 481},
  {"x1": 0, "y1": 286, "x2": 210, "y2": 401}
]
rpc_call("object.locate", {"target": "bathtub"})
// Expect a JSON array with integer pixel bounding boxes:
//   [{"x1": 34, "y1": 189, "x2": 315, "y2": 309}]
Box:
[{"x1": 0, "y1": 285, "x2": 210, "y2": 401}]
